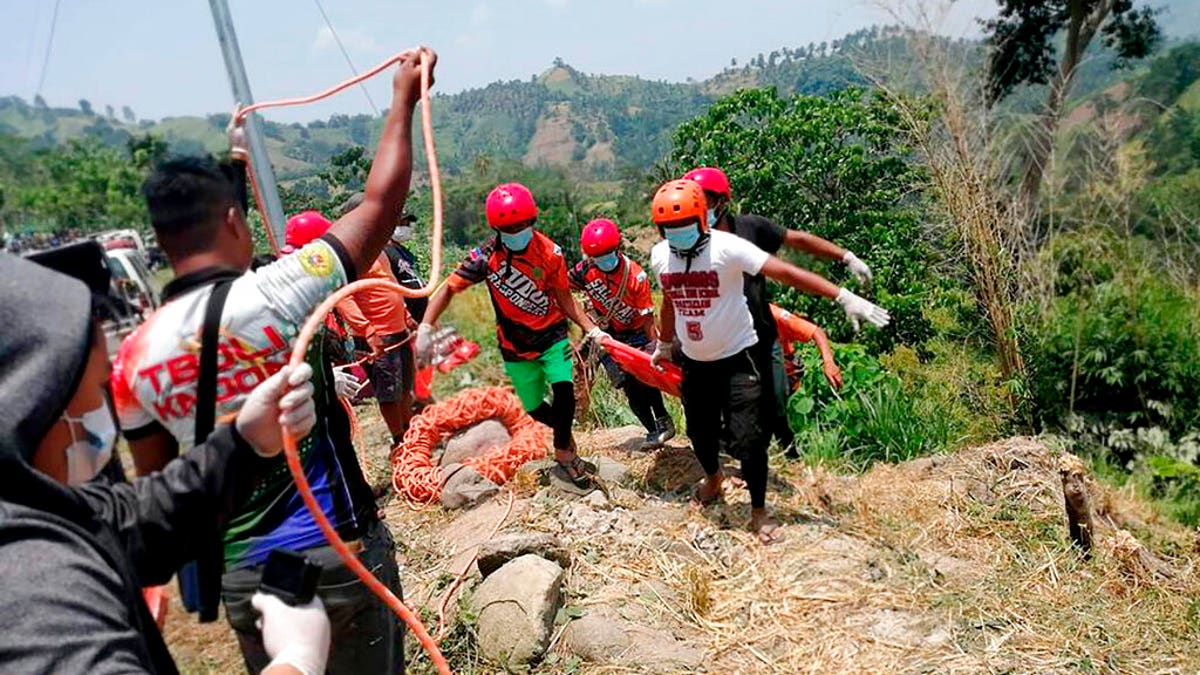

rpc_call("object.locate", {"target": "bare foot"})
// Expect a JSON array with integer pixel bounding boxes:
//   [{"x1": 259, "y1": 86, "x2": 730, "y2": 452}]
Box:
[
  {"x1": 750, "y1": 508, "x2": 784, "y2": 545},
  {"x1": 693, "y1": 472, "x2": 725, "y2": 505}
]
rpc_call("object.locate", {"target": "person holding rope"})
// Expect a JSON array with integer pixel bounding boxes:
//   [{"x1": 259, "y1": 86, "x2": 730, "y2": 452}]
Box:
[
  {"x1": 648, "y1": 179, "x2": 888, "y2": 544},
  {"x1": 570, "y1": 218, "x2": 676, "y2": 450},
  {"x1": 417, "y1": 183, "x2": 609, "y2": 488},
  {"x1": 111, "y1": 49, "x2": 436, "y2": 673},
  {"x1": 0, "y1": 253, "x2": 330, "y2": 675},
  {"x1": 680, "y1": 166, "x2": 877, "y2": 455},
  {"x1": 285, "y1": 210, "x2": 415, "y2": 446}
]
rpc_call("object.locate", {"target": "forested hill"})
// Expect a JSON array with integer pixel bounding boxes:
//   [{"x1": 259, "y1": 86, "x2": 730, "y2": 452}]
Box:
[{"x1": 0, "y1": 26, "x2": 909, "y2": 178}]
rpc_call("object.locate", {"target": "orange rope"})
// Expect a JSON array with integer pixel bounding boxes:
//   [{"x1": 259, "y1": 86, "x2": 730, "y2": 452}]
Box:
[
  {"x1": 249, "y1": 46, "x2": 451, "y2": 675},
  {"x1": 389, "y1": 386, "x2": 549, "y2": 503}
]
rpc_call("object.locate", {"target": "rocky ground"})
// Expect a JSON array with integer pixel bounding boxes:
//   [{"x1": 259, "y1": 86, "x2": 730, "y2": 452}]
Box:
[{"x1": 164, "y1": 403, "x2": 1200, "y2": 674}]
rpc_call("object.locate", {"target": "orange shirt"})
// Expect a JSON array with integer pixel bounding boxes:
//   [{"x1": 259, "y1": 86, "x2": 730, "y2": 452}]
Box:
[
  {"x1": 336, "y1": 254, "x2": 410, "y2": 338},
  {"x1": 568, "y1": 255, "x2": 654, "y2": 334},
  {"x1": 770, "y1": 304, "x2": 818, "y2": 357}
]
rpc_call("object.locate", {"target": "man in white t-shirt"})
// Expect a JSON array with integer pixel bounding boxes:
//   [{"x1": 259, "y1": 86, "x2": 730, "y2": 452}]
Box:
[{"x1": 648, "y1": 179, "x2": 889, "y2": 544}]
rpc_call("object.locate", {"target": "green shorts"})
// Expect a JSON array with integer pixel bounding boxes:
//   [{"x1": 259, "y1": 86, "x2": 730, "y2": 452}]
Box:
[{"x1": 503, "y1": 338, "x2": 573, "y2": 411}]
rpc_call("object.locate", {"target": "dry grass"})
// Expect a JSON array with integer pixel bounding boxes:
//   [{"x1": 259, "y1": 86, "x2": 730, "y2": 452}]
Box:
[{"x1": 161, "y1": 408, "x2": 1200, "y2": 674}]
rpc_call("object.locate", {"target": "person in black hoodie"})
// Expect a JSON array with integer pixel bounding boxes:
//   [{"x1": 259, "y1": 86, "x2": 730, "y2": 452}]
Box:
[{"x1": 0, "y1": 253, "x2": 329, "y2": 675}]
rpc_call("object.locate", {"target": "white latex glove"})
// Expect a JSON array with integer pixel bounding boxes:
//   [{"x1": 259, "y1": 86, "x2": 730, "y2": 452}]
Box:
[
  {"x1": 842, "y1": 251, "x2": 873, "y2": 286},
  {"x1": 651, "y1": 340, "x2": 674, "y2": 368},
  {"x1": 585, "y1": 326, "x2": 611, "y2": 346},
  {"x1": 836, "y1": 288, "x2": 890, "y2": 332},
  {"x1": 252, "y1": 592, "x2": 330, "y2": 675},
  {"x1": 415, "y1": 323, "x2": 435, "y2": 365},
  {"x1": 235, "y1": 364, "x2": 316, "y2": 457},
  {"x1": 332, "y1": 365, "x2": 365, "y2": 399}
]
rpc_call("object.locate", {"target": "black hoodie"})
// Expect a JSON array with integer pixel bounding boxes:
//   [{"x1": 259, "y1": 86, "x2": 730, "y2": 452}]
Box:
[{"x1": 0, "y1": 253, "x2": 273, "y2": 673}]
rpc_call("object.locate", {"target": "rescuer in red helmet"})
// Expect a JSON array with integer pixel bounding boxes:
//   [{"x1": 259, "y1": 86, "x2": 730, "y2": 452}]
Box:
[
  {"x1": 648, "y1": 179, "x2": 887, "y2": 544},
  {"x1": 570, "y1": 218, "x2": 676, "y2": 449},
  {"x1": 418, "y1": 183, "x2": 608, "y2": 488},
  {"x1": 681, "y1": 165, "x2": 878, "y2": 455}
]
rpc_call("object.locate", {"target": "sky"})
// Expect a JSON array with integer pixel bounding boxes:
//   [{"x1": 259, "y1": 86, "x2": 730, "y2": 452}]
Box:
[{"x1": 1, "y1": 0, "x2": 999, "y2": 124}]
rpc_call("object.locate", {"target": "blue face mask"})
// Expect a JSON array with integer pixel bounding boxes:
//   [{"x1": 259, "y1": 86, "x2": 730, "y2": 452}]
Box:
[
  {"x1": 664, "y1": 224, "x2": 701, "y2": 251},
  {"x1": 593, "y1": 251, "x2": 620, "y2": 272},
  {"x1": 499, "y1": 226, "x2": 534, "y2": 251},
  {"x1": 707, "y1": 208, "x2": 718, "y2": 228}
]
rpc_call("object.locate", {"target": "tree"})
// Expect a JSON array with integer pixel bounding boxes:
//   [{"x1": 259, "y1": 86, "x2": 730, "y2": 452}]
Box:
[
  {"x1": 122, "y1": 105, "x2": 136, "y2": 123},
  {"x1": 105, "y1": 104, "x2": 115, "y2": 120},
  {"x1": 983, "y1": 0, "x2": 1161, "y2": 215},
  {"x1": 33, "y1": 95, "x2": 47, "y2": 109},
  {"x1": 671, "y1": 87, "x2": 935, "y2": 352},
  {"x1": 78, "y1": 99, "x2": 94, "y2": 116}
]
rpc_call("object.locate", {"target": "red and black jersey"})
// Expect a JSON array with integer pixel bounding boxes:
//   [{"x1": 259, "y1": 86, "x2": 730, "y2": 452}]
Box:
[
  {"x1": 568, "y1": 254, "x2": 653, "y2": 336},
  {"x1": 447, "y1": 231, "x2": 570, "y2": 361}
]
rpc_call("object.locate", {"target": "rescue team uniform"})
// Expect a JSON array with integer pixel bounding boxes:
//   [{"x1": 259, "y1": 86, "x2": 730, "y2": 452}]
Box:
[
  {"x1": 718, "y1": 213, "x2": 795, "y2": 449},
  {"x1": 447, "y1": 232, "x2": 572, "y2": 412},
  {"x1": 650, "y1": 229, "x2": 772, "y2": 508},
  {"x1": 337, "y1": 254, "x2": 413, "y2": 404},
  {"x1": 568, "y1": 254, "x2": 669, "y2": 433},
  {"x1": 770, "y1": 303, "x2": 819, "y2": 395},
  {"x1": 111, "y1": 238, "x2": 403, "y2": 673}
]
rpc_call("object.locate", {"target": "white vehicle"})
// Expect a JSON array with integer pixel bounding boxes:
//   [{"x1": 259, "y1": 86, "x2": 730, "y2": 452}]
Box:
[
  {"x1": 106, "y1": 247, "x2": 160, "y2": 316},
  {"x1": 95, "y1": 228, "x2": 147, "y2": 253}
]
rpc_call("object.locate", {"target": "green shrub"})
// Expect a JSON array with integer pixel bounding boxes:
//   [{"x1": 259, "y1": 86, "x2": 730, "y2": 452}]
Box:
[
  {"x1": 1025, "y1": 231, "x2": 1200, "y2": 440},
  {"x1": 786, "y1": 343, "x2": 951, "y2": 468}
]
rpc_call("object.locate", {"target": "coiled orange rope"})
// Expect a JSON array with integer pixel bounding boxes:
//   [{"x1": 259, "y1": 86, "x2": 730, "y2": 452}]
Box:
[
  {"x1": 389, "y1": 386, "x2": 549, "y2": 503},
  {"x1": 244, "y1": 47, "x2": 451, "y2": 675}
]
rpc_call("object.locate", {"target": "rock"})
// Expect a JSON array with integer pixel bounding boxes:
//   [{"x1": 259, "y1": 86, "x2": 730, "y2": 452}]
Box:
[
  {"x1": 583, "y1": 490, "x2": 609, "y2": 510},
  {"x1": 440, "y1": 464, "x2": 500, "y2": 510},
  {"x1": 477, "y1": 532, "x2": 571, "y2": 578},
  {"x1": 562, "y1": 612, "x2": 704, "y2": 673},
  {"x1": 440, "y1": 419, "x2": 511, "y2": 467},
  {"x1": 593, "y1": 456, "x2": 630, "y2": 484},
  {"x1": 561, "y1": 614, "x2": 631, "y2": 660},
  {"x1": 470, "y1": 555, "x2": 564, "y2": 667},
  {"x1": 559, "y1": 501, "x2": 620, "y2": 535}
]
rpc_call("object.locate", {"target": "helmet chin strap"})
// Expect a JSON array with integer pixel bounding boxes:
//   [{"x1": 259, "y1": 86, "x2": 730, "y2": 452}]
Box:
[{"x1": 671, "y1": 233, "x2": 711, "y2": 273}]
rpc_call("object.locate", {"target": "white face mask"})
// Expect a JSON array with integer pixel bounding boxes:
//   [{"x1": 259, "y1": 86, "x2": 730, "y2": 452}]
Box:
[
  {"x1": 391, "y1": 225, "x2": 414, "y2": 243},
  {"x1": 62, "y1": 402, "x2": 117, "y2": 486}
]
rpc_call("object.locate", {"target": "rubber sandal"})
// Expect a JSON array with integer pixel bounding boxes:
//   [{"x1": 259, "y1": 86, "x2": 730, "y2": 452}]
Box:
[{"x1": 556, "y1": 455, "x2": 597, "y2": 489}]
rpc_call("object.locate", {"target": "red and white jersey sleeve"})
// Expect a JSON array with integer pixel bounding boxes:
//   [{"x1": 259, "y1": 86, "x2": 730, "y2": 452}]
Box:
[{"x1": 111, "y1": 240, "x2": 347, "y2": 448}]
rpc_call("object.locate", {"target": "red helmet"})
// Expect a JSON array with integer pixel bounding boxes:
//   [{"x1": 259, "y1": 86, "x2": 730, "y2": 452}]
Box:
[
  {"x1": 580, "y1": 219, "x2": 621, "y2": 256},
  {"x1": 285, "y1": 211, "x2": 333, "y2": 248},
  {"x1": 681, "y1": 166, "x2": 731, "y2": 199},
  {"x1": 485, "y1": 183, "x2": 538, "y2": 228},
  {"x1": 651, "y1": 180, "x2": 708, "y2": 232}
]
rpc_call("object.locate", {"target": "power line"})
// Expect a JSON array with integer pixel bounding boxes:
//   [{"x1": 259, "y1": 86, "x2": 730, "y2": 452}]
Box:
[
  {"x1": 312, "y1": 0, "x2": 380, "y2": 116},
  {"x1": 35, "y1": 0, "x2": 62, "y2": 98}
]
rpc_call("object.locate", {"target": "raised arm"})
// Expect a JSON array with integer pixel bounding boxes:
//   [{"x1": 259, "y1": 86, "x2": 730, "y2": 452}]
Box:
[
  {"x1": 551, "y1": 285, "x2": 598, "y2": 334},
  {"x1": 327, "y1": 50, "x2": 437, "y2": 276},
  {"x1": 761, "y1": 256, "x2": 889, "y2": 331},
  {"x1": 783, "y1": 229, "x2": 872, "y2": 286}
]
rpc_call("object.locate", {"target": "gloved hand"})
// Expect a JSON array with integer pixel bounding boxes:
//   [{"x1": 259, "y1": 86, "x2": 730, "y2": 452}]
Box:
[
  {"x1": 252, "y1": 592, "x2": 330, "y2": 675},
  {"x1": 415, "y1": 323, "x2": 435, "y2": 365},
  {"x1": 235, "y1": 364, "x2": 316, "y2": 457},
  {"x1": 332, "y1": 365, "x2": 365, "y2": 399},
  {"x1": 585, "y1": 326, "x2": 611, "y2": 347},
  {"x1": 226, "y1": 114, "x2": 249, "y2": 162},
  {"x1": 842, "y1": 251, "x2": 873, "y2": 286},
  {"x1": 651, "y1": 340, "x2": 675, "y2": 368},
  {"x1": 836, "y1": 288, "x2": 890, "y2": 332}
]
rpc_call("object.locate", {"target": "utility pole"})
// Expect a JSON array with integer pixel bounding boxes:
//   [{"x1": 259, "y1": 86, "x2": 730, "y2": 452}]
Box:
[{"x1": 209, "y1": 0, "x2": 286, "y2": 247}]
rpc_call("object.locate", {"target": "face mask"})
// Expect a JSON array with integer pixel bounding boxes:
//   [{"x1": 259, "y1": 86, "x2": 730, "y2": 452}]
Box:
[
  {"x1": 62, "y1": 402, "x2": 117, "y2": 486},
  {"x1": 391, "y1": 225, "x2": 414, "y2": 243},
  {"x1": 593, "y1": 251, "x2": 620, "y2": 272},
  {"x1": 707, "y1": 208, "x2": 718, "y2": 228},
  {"x1": 664, "y1": 224, "x2": 701, "y2": 252},
  {"x1": 499, "y1": 226, "x2": 534, "y2": 252}
]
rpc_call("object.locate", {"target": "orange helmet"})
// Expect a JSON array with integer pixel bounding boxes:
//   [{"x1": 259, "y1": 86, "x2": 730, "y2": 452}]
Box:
[{"x1": 651, "y1": 179, "x2": 708, "y2": 232}]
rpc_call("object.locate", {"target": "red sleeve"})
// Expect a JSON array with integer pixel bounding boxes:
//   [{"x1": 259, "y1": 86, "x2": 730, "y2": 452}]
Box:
[
  {"x1": 629, "y1": 266, "x2": 653, "y2": 313},
  {"x1": 546, "y1": 244, "x2": 570, "y2": 291},
  {"x1": 568, "y1": 261, "x2": 588, "y2": 291}
]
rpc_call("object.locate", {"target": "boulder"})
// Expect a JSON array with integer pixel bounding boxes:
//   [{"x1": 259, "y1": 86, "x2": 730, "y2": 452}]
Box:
[
  {"x1": 477, "y1": 532, "x2": 571, "y2": 578},
  {"x1": 562, "y1": 612, "x2": 704, "y2": 673},
  {"x1": 470, "y1": 554, "x2": 564, "y2": 666},
  {"x1": 594, "y1": 456, "x2": 630, "y2": 484},
  {"x1": 440, "y1": 464, "x2": 499, "y2": 510},
  {"x1": 440, "y1": 419, "x2": 511, "y2": 467}
]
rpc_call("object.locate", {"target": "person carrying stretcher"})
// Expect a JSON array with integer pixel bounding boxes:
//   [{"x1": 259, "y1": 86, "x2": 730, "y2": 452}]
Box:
[{"x1": 570, "y1": 218, "x2": 676, "y2": 450}]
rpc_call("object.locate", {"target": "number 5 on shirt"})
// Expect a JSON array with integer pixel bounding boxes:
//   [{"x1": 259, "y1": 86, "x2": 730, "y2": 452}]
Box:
[{"x1": 686, "y1": 321, "x2": 703, "y2": 341}]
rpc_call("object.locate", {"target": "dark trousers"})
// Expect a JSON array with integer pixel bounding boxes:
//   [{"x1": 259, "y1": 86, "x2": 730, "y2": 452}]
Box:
[
  {"x1": 222, "y1": 519, "x2": 404, "y2": 674},
  {"x1": 597, "y1": 333, "x2": 670, "y2": 432},
  {"x1": 679, "y1": 347, "x2": 770, "y2": 508}
]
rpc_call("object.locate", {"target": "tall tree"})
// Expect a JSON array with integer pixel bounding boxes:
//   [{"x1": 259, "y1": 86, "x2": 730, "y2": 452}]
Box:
[
  {"x1": 122, "y1": 105, "x2": 136, "y2": 123},
  {"x1": 78, "y1": 98, "x2": 94, "y2": 116},
  {"x1": 983, "y1": 0, "x2": 1160, "y2": 215}
]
